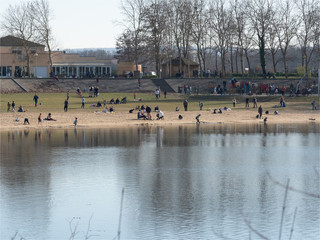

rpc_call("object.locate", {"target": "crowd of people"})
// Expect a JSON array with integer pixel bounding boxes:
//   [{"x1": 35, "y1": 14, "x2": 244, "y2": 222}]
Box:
[{"x1": 5, "y1": 77, "x2": 318, "y2": 128}]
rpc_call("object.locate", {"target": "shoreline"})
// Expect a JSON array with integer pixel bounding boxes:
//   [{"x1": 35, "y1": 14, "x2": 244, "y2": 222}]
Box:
[{"x1": 1, "y1": 109, "x2": 319, "y2": 132}]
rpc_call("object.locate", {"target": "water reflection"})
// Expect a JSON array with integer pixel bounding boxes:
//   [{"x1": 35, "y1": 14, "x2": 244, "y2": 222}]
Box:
[
  {"x1": 2, "y1": 123, "x2": 319, "y2": 149},
  {"x1": 1, "y1": 123, "x2": 319, "y2": 239}
]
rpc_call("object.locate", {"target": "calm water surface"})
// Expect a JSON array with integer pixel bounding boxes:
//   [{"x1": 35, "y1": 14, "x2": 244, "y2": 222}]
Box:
[{"x1": 1, "y1": 123, "x2": 319, "y2": 240}]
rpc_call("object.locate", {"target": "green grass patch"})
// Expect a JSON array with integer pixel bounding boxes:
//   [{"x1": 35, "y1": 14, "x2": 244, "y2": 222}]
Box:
[{"x1": 1, "y1": 92, "x2": 318, "y2": 113}]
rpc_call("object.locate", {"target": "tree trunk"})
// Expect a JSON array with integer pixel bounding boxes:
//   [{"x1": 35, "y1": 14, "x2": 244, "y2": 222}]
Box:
[
  {"x1": 240, "y1": 48, "x2": 244, "y2": 76},
  {"x1": 259, "y1": 37, "x2": 266, "y2": 75},
  {"x1": 230, "y1": 45, "x2": 234, "y2": 73},
  {"x1": 282, "y1": 52, "x2": 288, "y2": 79},
  {"x1": 271, "y1": 50, "x2": 277, "y2": 73},
  {"x1": 215, "y1": 49, "x2": 218, "y2": 72},
  {"x1": 244, "y1": 49, "x2": 251, "y2": 73},
  {"x1": 197, "y1": 45, "x2": 202, "y2": 77},
  {"x1": 26, "y1": 54, "x2": 30, "y2": 78},
  {"x1": 235, "y1": 46, "x2": 239, "y2": 73}
]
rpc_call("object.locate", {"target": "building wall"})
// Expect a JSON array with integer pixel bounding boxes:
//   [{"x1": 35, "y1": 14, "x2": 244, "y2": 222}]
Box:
[
  {"x1": 51, "y1": 52, "x2": 116, "y2": 78},
  {"x1": 0, "y1": 45, "x2": 50, "y2": 77},
  {"x1": 162, "y1": 62, "x2": 199, "y2": 78},
  {"x1": 117, "y1": 62, "x2": 142, "y2": 76}
]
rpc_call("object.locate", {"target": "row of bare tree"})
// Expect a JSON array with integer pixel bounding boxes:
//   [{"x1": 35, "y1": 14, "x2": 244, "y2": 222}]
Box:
[
  {"x1": 117, "y1": 0, "x2": 320, "y2": 78},
  {"x1": 1, "y1": 0, "x2": 54, "y2": 77}
]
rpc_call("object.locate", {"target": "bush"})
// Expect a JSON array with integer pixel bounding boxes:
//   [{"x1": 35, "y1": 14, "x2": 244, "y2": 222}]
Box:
[{"x1": 142, "y1": 75, "x2": 158, "y2": 79}]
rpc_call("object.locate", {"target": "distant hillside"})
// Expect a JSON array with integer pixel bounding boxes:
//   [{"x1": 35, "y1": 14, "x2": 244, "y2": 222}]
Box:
[{"x1": 64, "y1": 48, "x2": 116, "y2": 53}]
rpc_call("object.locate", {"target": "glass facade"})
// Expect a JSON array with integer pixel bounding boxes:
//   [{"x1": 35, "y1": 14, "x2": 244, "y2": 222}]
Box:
[{"x1": 52, "y1": 65, "x2": 111, "y2": 78}]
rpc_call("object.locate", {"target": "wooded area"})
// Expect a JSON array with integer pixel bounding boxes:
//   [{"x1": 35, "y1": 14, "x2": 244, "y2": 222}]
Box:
[{"x1": 116, "y1": 0, "x2": 320, "y2": 78}]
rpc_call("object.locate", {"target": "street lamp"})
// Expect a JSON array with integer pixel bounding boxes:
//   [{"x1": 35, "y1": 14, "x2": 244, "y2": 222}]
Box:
[
  {"x1": 34, "y1": 53, "x2": 38, "y2": 78},
  {"x1": 169, "y1": 55, "x2": 172, "y2": 78}
]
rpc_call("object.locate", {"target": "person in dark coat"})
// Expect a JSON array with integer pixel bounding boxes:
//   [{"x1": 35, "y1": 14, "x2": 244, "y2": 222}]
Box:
[
  {"x1": 183, "y1": 100, "x2": 188, "y2": 111},
  {"x1": 146, "y1": 106, "x2": 152, "y2": 120},
  {"x1": 64, "y1": 99, "x2": 69, "y2": 112},
  {"x1": 258, "y1": 105, "x2": 263, "y2": 119}
]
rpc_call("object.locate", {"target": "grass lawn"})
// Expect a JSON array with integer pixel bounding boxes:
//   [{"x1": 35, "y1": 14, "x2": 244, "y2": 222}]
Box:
[{"x1": 1, "y1": 92, "x2": 318, "y2": 113}]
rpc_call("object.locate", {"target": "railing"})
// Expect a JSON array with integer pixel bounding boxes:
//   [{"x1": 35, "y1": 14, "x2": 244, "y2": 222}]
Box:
[{"x1": 11, "y1": 78, "x2": 28, "y2": 92}]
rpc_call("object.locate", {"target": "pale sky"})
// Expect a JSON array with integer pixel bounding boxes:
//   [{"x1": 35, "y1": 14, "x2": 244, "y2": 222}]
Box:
[{"x1": 0, "y1": 0, "x2": 125, "y2": 49}]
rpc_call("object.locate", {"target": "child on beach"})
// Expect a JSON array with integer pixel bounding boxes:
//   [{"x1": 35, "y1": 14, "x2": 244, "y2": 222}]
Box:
[
  {"x1": 312, "y1": 100, "x2": 317, "y2": 110},
  {"x1": 38, "y1": 113, "x2": 42, "y2": 123},
  {"x1": 74, "y1": 117, "x2": 78, "y2": 127},
  {"x1": 232, "y1": 98, "x2": 237, "y2": 107},
  {"x1": 195, "y1": 114, "x2": 201, "y2": 124}
]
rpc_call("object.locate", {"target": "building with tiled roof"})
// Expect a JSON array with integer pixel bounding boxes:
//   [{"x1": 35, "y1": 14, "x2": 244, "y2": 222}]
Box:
[{"x1": 0, "y1": 35, "x2": 115, "y2": 78}]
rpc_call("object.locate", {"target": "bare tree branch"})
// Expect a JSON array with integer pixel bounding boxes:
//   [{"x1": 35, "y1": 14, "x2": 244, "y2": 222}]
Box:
[
  {"x1": 243, "y1": 218, "x2": 270, "y2": 240},
  {"x1": 267, "y1": 171, "x2": 320, "y2": 198}
]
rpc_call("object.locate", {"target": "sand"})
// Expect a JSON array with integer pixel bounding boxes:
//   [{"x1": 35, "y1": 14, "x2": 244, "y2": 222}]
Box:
[{"x1": 1, "y1": 108, "x2": 319, "y2": 132}]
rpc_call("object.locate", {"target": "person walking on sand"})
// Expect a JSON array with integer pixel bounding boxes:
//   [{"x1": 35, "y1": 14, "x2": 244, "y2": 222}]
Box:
[
  {"x1": 81, "y1": 97, "x2": 85, "y2": 108},
  {"x1": 258, "y1": 105, "x2": 263, "y2": 119},
  {"x1": 33, "y1": 93, "x2": 39, "y2": 107},
  {"x1": 64, "y1": 99, "x2": 69, "y2": 112},
  {"x1": 74, "y1": 117, "x2": 78, "y2": 127}
]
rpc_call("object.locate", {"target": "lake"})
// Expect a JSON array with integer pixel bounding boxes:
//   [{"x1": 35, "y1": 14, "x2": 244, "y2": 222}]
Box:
[{"x1": 1, "y1": 123, "x2": 319, "y2": 240}]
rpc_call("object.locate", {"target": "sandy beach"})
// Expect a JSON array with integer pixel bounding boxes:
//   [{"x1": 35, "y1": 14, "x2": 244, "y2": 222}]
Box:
[{"x1": 1, "y1": 108, "x2": 319, "y2": 132}]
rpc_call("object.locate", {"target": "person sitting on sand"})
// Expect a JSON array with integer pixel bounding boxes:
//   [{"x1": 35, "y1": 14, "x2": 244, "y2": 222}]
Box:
[
  {"x1": 17, "y1": 106, "x2": 25, "y2": 112},
  {"x1": 156, "y1": 110, "x2": 164, "y2": 120},
  {"x1": 176, "y1": 107, "x2": 179, "y2": 111},
  {"x1": 137, "y1": 110, "x2": 147, "y2": 119},
  {"x1": 102, "y1": 106, "x2": 109, "y2": 113},
  {"x1": 109, "y1": 106, "x2": 114, "y2": 112},
  {"x1": 44, "y1": 113, "x2": 56, "y2": 121},
  {"x1": 97, "y1": 101, "x2": 102, "y2": 107},
  {"x1": 115, "y1": 98, "x2": 120, "y2": 104},
  {"x1": 213, "y1": 109, "x2": 217, "y2": 114},
  {"x1": 218, "y1": 109, "x2": 222, "y2": 114},
  {"x1": 110, "y1": 98, "x2": 115, "y2": 104}
]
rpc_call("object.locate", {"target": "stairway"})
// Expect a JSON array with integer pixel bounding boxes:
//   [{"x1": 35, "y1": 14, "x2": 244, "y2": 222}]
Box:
[
  {"x1": 11, "y1": 78, "x2": 28, "y2": 92},
  {"x1": 151, "y1": 79, "x2": 175, "y2": 93}
]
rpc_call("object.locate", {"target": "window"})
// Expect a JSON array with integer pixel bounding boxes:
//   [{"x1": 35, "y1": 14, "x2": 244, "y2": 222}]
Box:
[{"x1": 12, "y1": 49, "x2": 22, "y2": 55}]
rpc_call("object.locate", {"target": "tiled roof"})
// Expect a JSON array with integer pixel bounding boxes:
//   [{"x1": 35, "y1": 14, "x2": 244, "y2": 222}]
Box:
[{"x1": 0, "y1": 35, "x2": 45, "y2": 47}]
